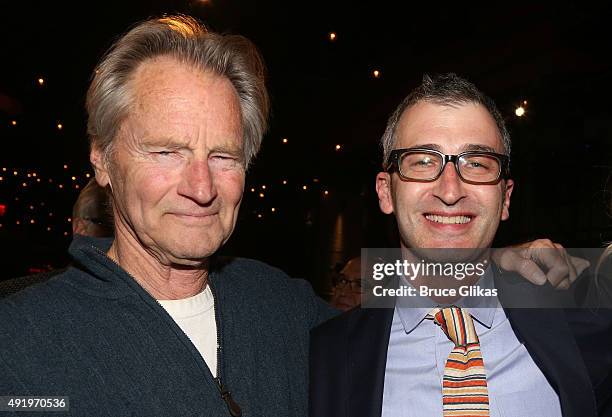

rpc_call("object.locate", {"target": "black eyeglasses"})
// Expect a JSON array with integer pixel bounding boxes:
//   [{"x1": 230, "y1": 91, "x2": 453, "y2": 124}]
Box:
[
  {"x1": 386, "y1": 148, "x2": 510, "y2": 185},
  {"x1": 332, "y1": 275, "x2": 362, "y2": 292}
]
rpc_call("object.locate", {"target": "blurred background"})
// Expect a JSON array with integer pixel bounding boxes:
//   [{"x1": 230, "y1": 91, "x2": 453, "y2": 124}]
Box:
[{"x1": 0, "y1": 1, "x2": 611, "y2": 297}]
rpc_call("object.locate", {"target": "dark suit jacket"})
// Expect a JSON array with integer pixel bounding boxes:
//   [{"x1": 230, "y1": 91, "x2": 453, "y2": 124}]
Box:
[{"x1": 310, "y1": 270, "x2": 612, "y2": 417}]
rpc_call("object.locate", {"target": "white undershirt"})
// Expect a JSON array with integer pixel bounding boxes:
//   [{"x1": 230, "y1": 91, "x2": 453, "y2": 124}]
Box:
[{"x1": 158, "y1": 285, "x2": 218, "y2": 377}]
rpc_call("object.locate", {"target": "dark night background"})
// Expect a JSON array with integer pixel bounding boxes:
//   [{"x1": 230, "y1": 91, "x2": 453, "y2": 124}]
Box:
[{"x1": 0, "y1": 1, "x2": 611, "y2": 295}]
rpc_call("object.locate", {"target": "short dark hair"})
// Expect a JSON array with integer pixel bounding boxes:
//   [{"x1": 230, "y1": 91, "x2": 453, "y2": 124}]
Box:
[{"x1": 381, "y1": 73, "x2": 510, "y2": 167}]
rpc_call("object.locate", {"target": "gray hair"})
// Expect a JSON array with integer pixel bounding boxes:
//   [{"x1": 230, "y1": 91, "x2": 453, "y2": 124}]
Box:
[
  {"x1": 86, "y1": 15, "x2": 269, "y2": 168},
  {"x1": 381, "y1": 73, "x2": 511, "y2": 168}
]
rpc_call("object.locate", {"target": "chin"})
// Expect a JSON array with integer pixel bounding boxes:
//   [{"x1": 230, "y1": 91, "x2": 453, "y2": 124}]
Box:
[
  {"x1": 416, "y1": 235, "x2": 480, "y2": 248},
  {"x1": 161, "y1": 239, "x2": 224, "y2": 264},
  {"x1": 408, "y1": 240, "x2": 487, "y2": 263},
  {"x1": 164, "y1": 249, "x2": 217, "y2": 265}
]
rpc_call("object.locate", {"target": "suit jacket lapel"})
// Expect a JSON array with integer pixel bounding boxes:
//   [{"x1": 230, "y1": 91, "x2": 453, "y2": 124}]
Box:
[
  {"x1": 495, "y1": 270, "x2": 598, "y2": 417},
  {"x1": 347, "y1": 307, "x2": 394, "y2": 417}
]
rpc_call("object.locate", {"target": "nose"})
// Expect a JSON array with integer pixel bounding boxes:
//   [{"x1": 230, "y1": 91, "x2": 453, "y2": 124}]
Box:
[
  {"x1": 432, "y1": 162, "x2": 466, "y2": 206},
  {"x1": 177, "y1": 159, "x2": 218, "y2": 205}
]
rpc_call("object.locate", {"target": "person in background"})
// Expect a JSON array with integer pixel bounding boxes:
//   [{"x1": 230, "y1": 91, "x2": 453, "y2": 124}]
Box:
[
  {"x1": 330, "y1": 257, "x2": 363, "y2": 311},
  {"x1": 0, "y1": 178, "x2": 112, "y2": 298},
  {"x1": 329, "y1": 243, "x2": 590, "y2": 311},
  {"x1": 71, "y1": 178, "x2": 113, "y2": 237}
]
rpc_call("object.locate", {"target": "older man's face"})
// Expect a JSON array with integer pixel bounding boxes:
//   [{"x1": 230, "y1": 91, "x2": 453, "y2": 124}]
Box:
[
  {"x1": 93, "y1": 56, "x2": 245, "y2": 266},
  {"x1": 376, "y1": 101, "x2": 513, "y2": 251},
  {"x1": 331, "y1": 258, "x2": 363, "y2": 311}
]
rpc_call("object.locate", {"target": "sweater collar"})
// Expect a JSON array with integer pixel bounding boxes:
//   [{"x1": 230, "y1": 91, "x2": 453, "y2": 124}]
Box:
[
  {"x1": 68, "y1": 235, "x2": 223, "y2": 300},
  {"x1": 68, "y1": 235, "x2": 151, "y2": 299}
]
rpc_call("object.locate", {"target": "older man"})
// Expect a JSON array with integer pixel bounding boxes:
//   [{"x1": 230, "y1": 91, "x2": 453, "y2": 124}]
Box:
[
  {"x1": 0, "y1": 17, "x2": 590, "y2": 417},
  {"x1": 0, "y1": 16, "x2": 335, "y2": 417},
  {"x1": 310, "y1": 74, "x2": 610, "y2": 417}
]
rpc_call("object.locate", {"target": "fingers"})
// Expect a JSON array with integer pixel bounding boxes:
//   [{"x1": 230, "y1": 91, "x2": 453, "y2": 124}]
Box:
[
  {"x1": 505, "y1": 239, "x2": 567, "y2": 286},
  {"x1": 570, "y1": 256, "x2": 590, "y2": 277},
  {"x1": 495, "y1": 239, "x2": 591, "y2": 289},
  {"x1": 544, "y1": 243, "x2": 573, "y2": 289},
  {"x1": 510, "y1": 238, "x2": 554, "y2": 250},
  {"x1": 552, "y1": 254, "x2": 590, "y2": 289},
  {"x1": 493, "y1": 248, "x2": 547, "y2": 285},
  {"x1": 526, "y1": 245, "x2": 571, "y2": 289}
]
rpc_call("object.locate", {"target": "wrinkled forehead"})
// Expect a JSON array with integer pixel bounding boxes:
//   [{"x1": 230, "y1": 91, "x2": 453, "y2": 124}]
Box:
[
  {"x1": 114, "y1": 57, "x2": 244, "y2": 151},
  {"x1": 129, "y1": 57, "x2": 239, "y2": 114},
  {"x1": 395, "y1": 101, "x2": 504, "y2": 154}
]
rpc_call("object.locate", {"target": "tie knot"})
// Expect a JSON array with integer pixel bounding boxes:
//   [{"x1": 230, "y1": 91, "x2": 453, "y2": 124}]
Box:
[{"x1": 429, "y1": 306, "x2": 479, "y2": 347}]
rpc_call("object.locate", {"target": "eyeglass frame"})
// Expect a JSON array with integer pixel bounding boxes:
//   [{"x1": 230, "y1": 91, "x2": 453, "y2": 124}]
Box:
[
  {"x1": 385, "y1": 147, "x2": 510, "y2": 185},
  {"x1": 332, "y1": 275, "x2": 363, "y2": 292}
]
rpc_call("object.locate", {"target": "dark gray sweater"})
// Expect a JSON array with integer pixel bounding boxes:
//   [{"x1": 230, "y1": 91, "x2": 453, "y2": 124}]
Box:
[{"x1": 0, "y1": 236, "x2": 337, "y2": 417}]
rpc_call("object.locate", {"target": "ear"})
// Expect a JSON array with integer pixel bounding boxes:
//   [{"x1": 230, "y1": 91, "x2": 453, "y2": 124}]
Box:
[
  {"x1": 90, "y1": 144, "x2": 111, "y2": 188},
  {"x1": 376, "y1": 172, "x2": 395, "y2": 214},
  {"x1": 501, "y1": 179, "x2": 514, "y2": 221}
]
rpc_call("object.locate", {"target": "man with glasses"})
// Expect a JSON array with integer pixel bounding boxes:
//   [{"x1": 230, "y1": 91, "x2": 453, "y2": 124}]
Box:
[
  {"x1": 0, "y1": 19, "x2": 596, "y2": 416},
  {"x1": 310, "y1": 74, "x2": 609, "y2": 417},
  {"x1": 330, "y1": 257, "x2": 364, "y2": 311},
  {"x1": 387, "y1": 147, "x2": 509, "y2": 186}
]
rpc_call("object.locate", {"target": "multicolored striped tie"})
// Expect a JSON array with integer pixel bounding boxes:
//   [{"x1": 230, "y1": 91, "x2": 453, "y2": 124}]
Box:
[{"x1": 429, "y1": 306, "x2": 490, "y2": 417}]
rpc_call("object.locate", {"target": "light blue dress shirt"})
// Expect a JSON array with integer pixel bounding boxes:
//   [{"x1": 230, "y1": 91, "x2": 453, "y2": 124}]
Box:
[{"x1": 381, "y1": 269, "x2": 562, "y2": 417}]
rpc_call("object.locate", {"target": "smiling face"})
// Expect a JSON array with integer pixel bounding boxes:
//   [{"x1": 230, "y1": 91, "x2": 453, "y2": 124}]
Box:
[
  {"x1": 91, "y1": 56, "x2": 245, "y2": 266},
  {"x1": 376, "y1": 101, "x2": 513, "y2": 251}
]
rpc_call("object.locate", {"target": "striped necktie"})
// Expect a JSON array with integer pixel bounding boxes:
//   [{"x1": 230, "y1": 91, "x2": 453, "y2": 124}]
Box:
[{"x1": 428, "y1": 306, "x2": 490, "y2": 417}]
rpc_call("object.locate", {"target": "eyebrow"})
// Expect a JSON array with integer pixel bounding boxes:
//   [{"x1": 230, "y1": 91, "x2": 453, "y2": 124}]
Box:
[
  {"x1": 410, "y1": 143, "x2": 442, "y2": 151},
  {"x1": 406, "y1": 143, "x2": 499, "y2": 153},
  {"x1": 141, "y1": 137, "x2": 188, "y2": 149},
  {"x1": 141, "y1": 139, "x2": 244, "y2": 156},
  {"x1": 460, "y1": 144, "x2": 498, "y2": 153},
  {"x1": 210, "y1": 144, "x2": 243, "y2": 156},
  {"x1": 209, "y1": 144, "x2": 246, "y2": 163}
]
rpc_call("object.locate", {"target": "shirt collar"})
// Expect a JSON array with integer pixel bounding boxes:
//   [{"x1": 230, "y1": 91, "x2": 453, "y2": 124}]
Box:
[{"x1": 395, "y1": 266, "x2": 498, "y2": 334}]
